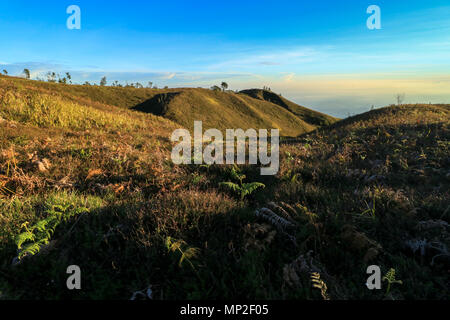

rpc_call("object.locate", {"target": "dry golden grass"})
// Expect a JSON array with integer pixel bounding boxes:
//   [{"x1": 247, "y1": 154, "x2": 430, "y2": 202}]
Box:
[{"x1": 0, "y1": 81, "x2": 177, "y2": 134}]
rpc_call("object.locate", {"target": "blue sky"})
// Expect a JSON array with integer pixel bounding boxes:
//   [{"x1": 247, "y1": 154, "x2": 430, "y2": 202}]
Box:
[{"x1": 1, "y1": 0, "x2": 449, "y2": 117}]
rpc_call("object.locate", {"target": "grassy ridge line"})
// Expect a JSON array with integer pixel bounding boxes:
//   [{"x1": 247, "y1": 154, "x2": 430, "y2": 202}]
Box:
[
  {"x1": 326, "y1": 103, "x2": 449, "y2": 131},
  {"x1": 240, "y1": 89, "x2": 339, "y2": 127},
  {"x1": 0, "y1": 75, "x2": 160, "y2": 109},
  {"x1": 150, "y1": 88, "x2": 318, "y2": 137},
  {"x1": 0, "y1": 75, "x2": 337, "y2": 137},
  {"x1": 281, "y1": 104, "x2": 450, "y2": 144}
]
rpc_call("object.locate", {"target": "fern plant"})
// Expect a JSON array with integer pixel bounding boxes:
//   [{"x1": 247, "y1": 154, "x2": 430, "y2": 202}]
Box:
[
  {"x1": 229, "y1": 165, "x2": 246, "y2": 185},
  {"x1": 165, "y1": 236, "x2": 200, "y2": 270},
  {"x1": 361, "y1": 198, "x2": 376, "y2": 219},
  {"x1": 285, "y1": 151, "x2": 294, "y2": 162},
  {"x1": 15, "y1": 203, "x2": 89, "y2": 260},
  {"x1": 311, "y1": 272, "x2": 330, "y2": 300},
  {"x1": 382, "y1": 268, "x2": 402, "y2": 295},
  {"x1": 219, "y1": 165, "x2": 265, "y2": 200}
]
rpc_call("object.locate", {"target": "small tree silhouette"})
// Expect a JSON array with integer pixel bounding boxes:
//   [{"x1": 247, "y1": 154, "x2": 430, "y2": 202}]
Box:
[
  {"x1": 396, "y1": 93, "x2": 405, "y2": 106},
  {"x1": 2, "y1": 70, "x2": 7, "y2": 75},
  {"x1": 221, "y1": 82, "x2": 228, "y2": 92},
  {"x1": 23, "y1": 69, "x2": 31, "y2": 79},
  {"x1": 100, "y1": 76, "x2": 107, "y2": 86},
  {"x1": 47, "y1": 72, "x2": 57, "y2": 83}
]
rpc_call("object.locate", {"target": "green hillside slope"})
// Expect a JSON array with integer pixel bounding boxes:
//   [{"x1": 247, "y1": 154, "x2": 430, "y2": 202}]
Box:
[
  {"x1": 132, "y1": 88, "x2": 320, "y2": 136},
  {"x1": 0, "y1": 76, "x2": 337, "y2": 137},
  {"x1": 240, "y1": 89, "x2": 338, "y2": 126}
]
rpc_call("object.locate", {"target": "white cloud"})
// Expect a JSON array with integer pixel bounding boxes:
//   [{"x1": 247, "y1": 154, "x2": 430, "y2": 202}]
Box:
[
  {"x1": 205, "y1": 47, "x2": 320, "y2": 70},
  {"x1": 160, "y1": 72, "x2": 176, "y2": 80},
  {"x1": 281, "y1": 72, "x2": 295, "y2": 82}
]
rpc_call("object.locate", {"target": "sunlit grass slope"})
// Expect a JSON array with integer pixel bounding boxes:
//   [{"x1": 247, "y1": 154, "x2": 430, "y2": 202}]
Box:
[
  {"x1": 0, "y1": 76, "x2": 337, "y2": 137},
  {"x1": 240, "y1": 88, "x2": 338, "y2": 127},
  {"x1": 133, "y1": 88, "x2": 324, "y2": 136},
  {"x1": 0, "y1": 75, "x2": 178, "y2": 134}
]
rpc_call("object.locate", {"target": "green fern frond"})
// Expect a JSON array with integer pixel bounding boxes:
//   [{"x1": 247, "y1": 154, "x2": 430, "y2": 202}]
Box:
[
  {"x1": 34, "y1": 216, "x2": 57, "y2": 232},
  {"x1": 15, "y1": 202, "x2": 89, "y2": 260},
  {"x1": 382, "y1": 268, "x2": 402, "y2": 294},
  {"x1": 241, "y1": 182, "x2": 265, "y2": 196},
  {"x1": 18, "y1": 240, "x2": 48, "y2": 260},
  {"x1": 15, "y1": 231, "x2": 35, "y2": 250},
  {"x1": 219, "y1": 182, "x2": 241, "y2": 192},
  {"x1": 169, "y1": 241, "x2": 183, "y2": 253},
  {"x1": 230, "y1": 166, "x2": 246, "y2": 183},
  {"x1": 165, "y1": 236, "x2": 199, "y2": 270},
  {"x1": 179, "y1": 247, "x2": 200, "y2": 268}
]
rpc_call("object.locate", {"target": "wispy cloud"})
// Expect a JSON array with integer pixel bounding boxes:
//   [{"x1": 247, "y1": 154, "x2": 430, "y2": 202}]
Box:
[
  {"x1": 281, "y1": 72, "x2": 295, "y2": 82},
  {"x1": 259, "y1": 61, "x2": 280, "y2": 66},
  {"x1": 204, "y1": 47, "x2": 320, "y2": 70}
]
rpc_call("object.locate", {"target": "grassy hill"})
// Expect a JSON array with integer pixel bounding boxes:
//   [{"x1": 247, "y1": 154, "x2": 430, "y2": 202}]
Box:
[
  {"x1": 132, "y1": 88, "x2": 330, "y2": 136},
  {"x1": 0, "y1": 76, "x2": 337, "y2": 137},
  {"x1": 0, "y1": 74, "x2": 448, "y2": 300},
  {"x1": 240, "y1": 89, "x2": 337, "y2": 127},
  {"x1": 274, "y1": 104, "x2": 449, "y2": 299},
  {"x1": 0, "y1": 75, "x2": 158, "y2": 109}
]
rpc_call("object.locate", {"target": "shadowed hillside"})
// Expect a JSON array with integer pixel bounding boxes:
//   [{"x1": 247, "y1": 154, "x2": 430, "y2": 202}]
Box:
[{"x1": 273, "y1": 103, "x2": 449, "y2": 299}]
